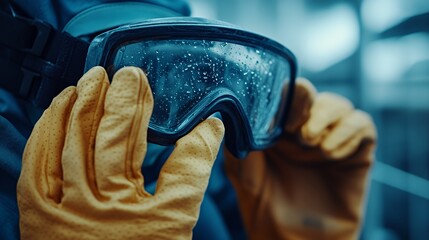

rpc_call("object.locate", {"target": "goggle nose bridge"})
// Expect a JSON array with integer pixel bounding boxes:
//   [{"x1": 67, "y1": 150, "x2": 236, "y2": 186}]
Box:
[
  {"x1": 146, "y1": 91, "x2": 254, "y2": 158},
  {"x1": 204, "y1": 94, "x2": 254, "y2": 158}
]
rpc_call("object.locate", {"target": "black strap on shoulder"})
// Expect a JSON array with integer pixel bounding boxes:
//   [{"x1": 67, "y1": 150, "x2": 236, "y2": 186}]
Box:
[{"x1": 0, "y1": 10, "x2": 90, "y2": 108}]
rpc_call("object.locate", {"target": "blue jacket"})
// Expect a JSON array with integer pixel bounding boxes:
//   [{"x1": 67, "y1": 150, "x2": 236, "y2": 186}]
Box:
[{"x1": 0, "y1": 90, "x2": 29, "y2": 239}]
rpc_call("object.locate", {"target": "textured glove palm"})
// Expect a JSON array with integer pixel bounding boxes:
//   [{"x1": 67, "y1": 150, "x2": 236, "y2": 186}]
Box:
[
  {"x1": 17, "y1": 67, "x2": 225, "y2": 240},
  {"x1": 226, "y1": 78, "x2": 376, "y2": 240}
]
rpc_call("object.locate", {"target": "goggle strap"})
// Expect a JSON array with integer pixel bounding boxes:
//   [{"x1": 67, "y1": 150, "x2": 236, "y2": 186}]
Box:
[{"x1": 0, "y1": 10, "x2": 89, "y2": 108}]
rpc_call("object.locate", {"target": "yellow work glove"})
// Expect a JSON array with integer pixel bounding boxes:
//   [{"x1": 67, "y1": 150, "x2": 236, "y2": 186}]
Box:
[
  {"x1": 225, "y1": 78, "x2": 376, "y2": 240},
  {"x1": 17, "y1": 66, "x2": 225, "y2": 240}
]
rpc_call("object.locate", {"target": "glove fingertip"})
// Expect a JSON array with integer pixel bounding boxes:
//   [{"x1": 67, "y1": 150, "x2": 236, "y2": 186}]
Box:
[
  {"x1": 299, "y1": 123, "x2": 320, "y2": 146},
  {"x1": 109, "y1": 67, "x2": 153, "y2": 108},
  {"x1": 284, "y1": 78, "x2": 317, "y2": 133},
  {"x1": 204, "y1": 117, "x2": 225, "y2": 139},
  {"x1": 154, "y1": 119, "x2": 225, "y2": 198},
  {"x1": 295, "y1": 77, "x2": 317, "y2": 98},
  {"x1": 174, "y1": 118, "x2": 225, "y2": 166},
  {"x1": 53, "y1": 86, "x2": 77, "y2": 101},
  {"x1": 78, "y1": 66, "x2": 109, "y2": 88},
  {"x1": 193, "y1": 118, "x2": 225, "y2": 157}
]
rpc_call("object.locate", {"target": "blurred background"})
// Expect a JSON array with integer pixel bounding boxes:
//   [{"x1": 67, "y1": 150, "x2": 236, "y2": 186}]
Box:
[{"x1": 188, "y1": 0, "x2": 429, "y2": 239}]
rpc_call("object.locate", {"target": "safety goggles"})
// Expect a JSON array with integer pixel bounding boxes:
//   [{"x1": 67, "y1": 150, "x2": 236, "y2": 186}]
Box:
[{"x1": 84, "y1": 17, "x2": 297, "y2": 158}]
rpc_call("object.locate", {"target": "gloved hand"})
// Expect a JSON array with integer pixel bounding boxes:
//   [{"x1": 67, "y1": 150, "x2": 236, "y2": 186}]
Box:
[
  {"x1": 17, "y1": 67, "x2": 225, "y2": 240},
  {"x1": 225, "y1": 78, "x2": 376, "y2": 240}
]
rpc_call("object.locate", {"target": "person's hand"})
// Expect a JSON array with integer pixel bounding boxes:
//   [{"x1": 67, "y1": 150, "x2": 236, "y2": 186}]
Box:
[
  {"x1": 225, "y1": 78, "x2": 376, "y2": 240},
  {"x1": 17, "y1": 67, "x2": 225, "y2": 240}
]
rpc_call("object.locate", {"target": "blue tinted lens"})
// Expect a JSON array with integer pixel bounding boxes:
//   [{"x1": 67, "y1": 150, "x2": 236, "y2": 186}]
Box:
[{"x1": 111, "y1": 39, "x2": 292, "y2": 145}]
